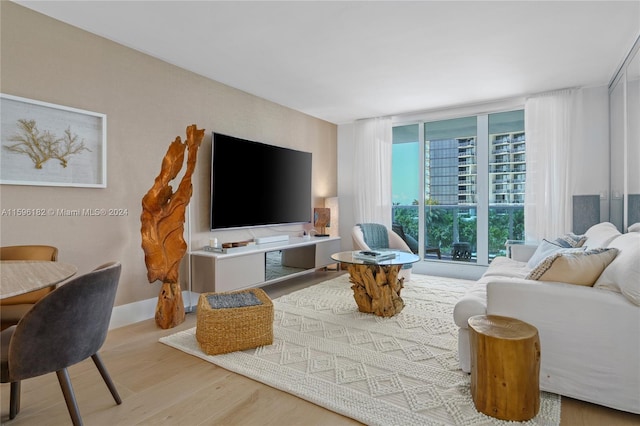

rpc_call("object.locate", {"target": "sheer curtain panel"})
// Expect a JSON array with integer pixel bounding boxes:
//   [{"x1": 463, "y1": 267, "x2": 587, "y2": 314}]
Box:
[
  {"x1": 524, "y1": 88, "x2": 580, "y2": 241},
  {"x1": 353, "y1": 117, "x2": 393, "y2": 226}
]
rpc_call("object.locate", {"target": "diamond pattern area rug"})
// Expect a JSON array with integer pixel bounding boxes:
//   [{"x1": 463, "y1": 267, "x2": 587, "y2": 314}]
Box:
[{"x1": 160, "y1": 274, "x2": 561, "y2": 426}]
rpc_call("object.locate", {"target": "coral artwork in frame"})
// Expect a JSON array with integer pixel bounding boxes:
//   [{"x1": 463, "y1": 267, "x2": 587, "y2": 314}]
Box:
[{"x1": 0, "y1": 93, "x2": 107, "y2": 188}]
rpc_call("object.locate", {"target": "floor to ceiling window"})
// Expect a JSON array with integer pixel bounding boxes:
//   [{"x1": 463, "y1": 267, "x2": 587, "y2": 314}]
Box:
[
  {"x1": 392, "y1": 109, "x2": 525, "y2": 265},
  {"x1": 487, "y1": 110, "x2": 526, "y2": 259}
]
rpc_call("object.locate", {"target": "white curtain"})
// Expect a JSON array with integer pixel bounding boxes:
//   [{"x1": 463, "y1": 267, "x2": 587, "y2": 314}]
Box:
[
  {"x1": 353, "y1": 117, "x2": 393, "y2": 226},
  {"x1": 524, "y1": 88, "x2": 580, "y2": 242}
]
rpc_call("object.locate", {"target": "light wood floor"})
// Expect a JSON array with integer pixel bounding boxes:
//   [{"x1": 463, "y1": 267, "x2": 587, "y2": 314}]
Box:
[{"x1": 2, "y1": 270, "x2": 639, "y2": 425}]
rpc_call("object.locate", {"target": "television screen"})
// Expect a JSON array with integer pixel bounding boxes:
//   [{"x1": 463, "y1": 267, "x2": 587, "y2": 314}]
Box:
[{"x1": 210, "y1": 132, "x2": 312, "y2": 230}]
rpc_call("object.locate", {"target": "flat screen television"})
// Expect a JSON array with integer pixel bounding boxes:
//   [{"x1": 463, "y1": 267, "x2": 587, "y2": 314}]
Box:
[{"x1": 210, "y1": 132, "x2": 312, "y2": 230}]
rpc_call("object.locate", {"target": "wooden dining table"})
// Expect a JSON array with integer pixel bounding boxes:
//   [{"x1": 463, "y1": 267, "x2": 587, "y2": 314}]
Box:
[{"x1": 0, "y1": 260, "x2": 77, "y2": 299}]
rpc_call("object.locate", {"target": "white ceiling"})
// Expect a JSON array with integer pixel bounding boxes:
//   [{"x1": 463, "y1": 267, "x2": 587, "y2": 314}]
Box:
[{"x1": 15, "y1": 1, "x2": 640, "y2": 124}]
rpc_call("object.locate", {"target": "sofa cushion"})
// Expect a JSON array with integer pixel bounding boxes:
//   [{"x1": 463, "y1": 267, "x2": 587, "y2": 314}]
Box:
[
  {"x1": 454, "y1": 257, "x2": 529, "y2": 329},
  {"x1": 628, "y1": 222, "x2": 640, "y2": 232},
  {"x1": 594, "y1": 232, "x2": 640, "y2": 305},
  {"x1": 485, "y1": 256, "x2": 530, "y2": 279},
  {"x1": 525, "y1": 247, "x2": 619, "y2": 286},
  {"x1": 526, "y1": 239, "x2": 564, "y2": 268},
  {"x1": 583, "y1": 222, "x2": 622, "y2": 250}
]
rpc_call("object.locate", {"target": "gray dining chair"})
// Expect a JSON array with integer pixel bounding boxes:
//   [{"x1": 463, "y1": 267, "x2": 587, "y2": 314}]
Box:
[{"x1": 0, "y1": 261, "x2": 122, "y2": 426}]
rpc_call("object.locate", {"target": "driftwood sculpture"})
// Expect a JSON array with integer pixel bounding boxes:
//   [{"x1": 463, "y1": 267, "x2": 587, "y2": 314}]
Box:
[{"x1": 141, "y1": 124, "x2": 204, "y2": 329}]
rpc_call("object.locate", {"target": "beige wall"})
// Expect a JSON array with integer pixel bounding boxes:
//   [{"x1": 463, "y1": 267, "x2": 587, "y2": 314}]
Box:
[{"x1": 0, "y1": 2, "x2": 337, "y2": 306}]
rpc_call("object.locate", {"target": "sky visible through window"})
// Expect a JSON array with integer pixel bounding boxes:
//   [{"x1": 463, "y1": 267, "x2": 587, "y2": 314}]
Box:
[{"x1": 392, "y1": 142, "x2": 419, "y2": 206}]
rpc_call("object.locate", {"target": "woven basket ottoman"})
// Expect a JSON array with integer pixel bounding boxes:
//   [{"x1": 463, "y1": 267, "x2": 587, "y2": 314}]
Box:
[{"x1": 196, "y1": 288, "x2": 274, "y2": 355}]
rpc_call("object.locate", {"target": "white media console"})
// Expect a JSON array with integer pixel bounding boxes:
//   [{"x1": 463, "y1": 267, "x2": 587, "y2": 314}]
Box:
[{"x1": 190, "y1": 236, "x2": 341, "y2": 293}]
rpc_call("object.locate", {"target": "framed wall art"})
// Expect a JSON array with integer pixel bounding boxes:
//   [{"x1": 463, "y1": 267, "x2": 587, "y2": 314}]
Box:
[{"x1": 0, "y1": 94, "x2": 107, "y2": 188}]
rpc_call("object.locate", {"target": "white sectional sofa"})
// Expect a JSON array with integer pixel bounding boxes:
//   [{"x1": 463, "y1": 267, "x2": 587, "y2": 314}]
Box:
[{"x1": 453, "y1": 222, "x2": 640, "y2": 414}]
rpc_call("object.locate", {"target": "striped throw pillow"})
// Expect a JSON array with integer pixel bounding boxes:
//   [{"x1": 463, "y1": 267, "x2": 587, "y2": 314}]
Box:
[{"x1": 554, "y1": 232, "x2": 587, "y2": 248}]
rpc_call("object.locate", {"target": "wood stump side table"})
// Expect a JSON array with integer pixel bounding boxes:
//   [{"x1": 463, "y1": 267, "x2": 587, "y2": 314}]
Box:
[{"x1": 468, "y1": 315, "x2": 541, "y2": 421}]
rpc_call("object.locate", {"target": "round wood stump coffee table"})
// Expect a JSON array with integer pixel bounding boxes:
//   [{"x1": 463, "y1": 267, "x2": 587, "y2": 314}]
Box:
[{"x1": 468, "y1": 314, "x2": 541, "y2": 421}]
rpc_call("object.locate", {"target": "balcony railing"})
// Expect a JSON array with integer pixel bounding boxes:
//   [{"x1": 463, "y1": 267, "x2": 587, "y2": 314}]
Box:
[
  {"x1": 391, "y1": 203, "x2": 525, "y2": 261},
  {"x1": 458, "y1": 138, "x2": 476, "y2": 147}
]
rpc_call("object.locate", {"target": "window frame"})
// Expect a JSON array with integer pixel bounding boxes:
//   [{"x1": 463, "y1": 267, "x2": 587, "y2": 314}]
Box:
[{"x1": 392, "y1": 97, "x2": 525, "y2": 276}]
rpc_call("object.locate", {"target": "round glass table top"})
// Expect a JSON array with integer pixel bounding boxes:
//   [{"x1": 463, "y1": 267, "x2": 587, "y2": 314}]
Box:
[{"x1": 331, "y1": 250, "x2": 420, "y2": 266}]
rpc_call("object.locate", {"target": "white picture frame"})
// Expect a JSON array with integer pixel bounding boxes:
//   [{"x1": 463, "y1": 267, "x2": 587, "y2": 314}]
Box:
[{"x1": 0, "y1": 94, "x2": 107, "y2": 188}]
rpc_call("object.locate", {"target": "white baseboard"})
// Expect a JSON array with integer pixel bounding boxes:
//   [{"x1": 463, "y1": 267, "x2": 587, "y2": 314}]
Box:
[{"x1": 108, "y1": 291, "x2": 200, "y2": 330}]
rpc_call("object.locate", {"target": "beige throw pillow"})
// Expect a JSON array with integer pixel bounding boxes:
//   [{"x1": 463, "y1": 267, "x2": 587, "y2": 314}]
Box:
[{"x1": 526, "y1": 248, "x2": 619, "y2": 286}]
